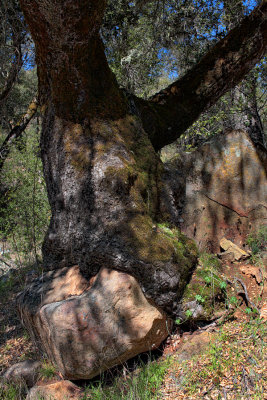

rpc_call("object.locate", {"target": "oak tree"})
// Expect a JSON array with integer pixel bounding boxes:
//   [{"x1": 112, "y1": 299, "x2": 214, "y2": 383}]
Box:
[{"x1": 18, "y1": 0, "x2": 267, "y2": 314}]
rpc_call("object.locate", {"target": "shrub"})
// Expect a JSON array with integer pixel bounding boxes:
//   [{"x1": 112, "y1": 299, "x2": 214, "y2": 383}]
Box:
[{"x1": 0, "y1": 125, "x2": 50, "y2": 265}]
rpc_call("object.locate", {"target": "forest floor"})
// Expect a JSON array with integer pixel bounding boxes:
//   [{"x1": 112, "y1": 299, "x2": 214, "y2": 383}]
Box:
[{"x1": 0, "y1": 254, "x2": 266, "y2": 399}]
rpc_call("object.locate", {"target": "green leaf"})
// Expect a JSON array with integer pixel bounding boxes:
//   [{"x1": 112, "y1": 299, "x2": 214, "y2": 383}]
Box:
[
  {"x1": 185, "y1": 309, "x2": 193, "y2": 318},
  {"x1": 230, "y1": 296, "x2": 238, "y2": 305},
  {"x1": 219, "y1": 281, "x2": 227, "y2": 290},
  {"x1": 204, "y1": 276, "x2": 212, "y2": 284},
  {"x1": 195, "y1": 294, "x2": 205, "y2": 303}
]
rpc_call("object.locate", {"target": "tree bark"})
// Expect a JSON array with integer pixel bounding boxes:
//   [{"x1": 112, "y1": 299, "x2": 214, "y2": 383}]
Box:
[
  {"x1": 19, "y1": 0, "x2": 198, "y2": 315},
  {"x1": 18, "y1": 0, "x2": 266, "y2": 314}
]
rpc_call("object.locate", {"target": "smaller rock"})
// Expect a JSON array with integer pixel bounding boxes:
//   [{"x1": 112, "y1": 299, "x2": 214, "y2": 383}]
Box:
[
  {"x1": 219, "y1": 238, "x2": 250, "y2": 261},
  {"x1": 26, "y1": 380, "x2": 82, "y2": 400},
  {"x1": 2, "y1": 360, "x2": 41, "y2": 388},
  {"x1": 182, "y1": 300, "x2": 205, "y2": 320},
  {"x1": 239, "y1": 264, "x2": 263, "y2": 284}
]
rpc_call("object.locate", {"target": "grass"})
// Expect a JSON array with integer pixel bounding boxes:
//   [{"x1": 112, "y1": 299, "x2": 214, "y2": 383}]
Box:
[
  {"x1": 164, "y1": 317, "x2": 267, "y2": 399},
  {"x1": 0, "y1": 382, "x2": 27, "y2": 400},
  {"x1": 82, "y1": 358, "x2": 170, "y2": 400},
  {"x1": 39, "y1": 361, "x2": 57, "y2": 380},
  {"x1": 246, "y1": 225, "x2": 267, "y2": 256}
]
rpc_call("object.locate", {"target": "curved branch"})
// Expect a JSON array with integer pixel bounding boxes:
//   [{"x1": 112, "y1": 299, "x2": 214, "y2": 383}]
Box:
[
  {"x1": 135, "y1": 1, "x2": 267, "y2": 151},
  {"x1": 0, "y1": 98, "x2": 38, "y2": 172}
]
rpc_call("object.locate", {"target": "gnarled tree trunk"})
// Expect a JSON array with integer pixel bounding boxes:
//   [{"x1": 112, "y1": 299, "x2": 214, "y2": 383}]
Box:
[{"x1": 19, "y1": 0, "x2": 267, "y2": 315}]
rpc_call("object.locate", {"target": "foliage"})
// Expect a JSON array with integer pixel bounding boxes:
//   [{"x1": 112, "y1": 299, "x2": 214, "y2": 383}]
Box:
[
  {"x1": 39, "y1": 361, "x2": 56, "y2": 380},
  {"x1": 83, "y1": 358, "x2": 169, "y2": 400},
  {"x1": 102, "y1": 0, "x2": 223, "y2": 97},
  {"x1": 180, "y1": 253, "x2": 228, "y2": 323},
  {"x1": 0, "y1": 124, "x2": 50, "y2": 265},
  {"x1": 0, "y1": 0, "x2": 36, "y2": 130},
  {"x1": 247, "y1": 225, "x2": 267, "y2": 255}
]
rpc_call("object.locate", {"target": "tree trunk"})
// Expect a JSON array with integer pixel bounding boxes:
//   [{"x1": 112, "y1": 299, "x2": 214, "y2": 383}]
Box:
[
  {"x1": 18, "y1": 0, "x2": 266, "y2": 314},
  {"x1": 19, "y1": 0, "x2": 198, "y2": 315}
]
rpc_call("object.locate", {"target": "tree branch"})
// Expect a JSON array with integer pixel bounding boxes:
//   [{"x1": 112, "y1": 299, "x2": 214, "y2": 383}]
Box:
[
  {"x1": 0, "y1": 43, "x2": 23, "y2": 104},
  {"x1": 135, "y1": 1, "x2": 267, "y2": 151},
  {"x1": 0, "y1": 98, "x2": 38, "y2": 172}
]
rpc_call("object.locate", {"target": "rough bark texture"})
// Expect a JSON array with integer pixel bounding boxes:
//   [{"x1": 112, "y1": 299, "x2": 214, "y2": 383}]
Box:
[
  {"x1": 19, "y1": 0, "x2": 198, "y2": 315},
  {"x1": 18, "y1": 0, "x2": 265, "y2": 314}
]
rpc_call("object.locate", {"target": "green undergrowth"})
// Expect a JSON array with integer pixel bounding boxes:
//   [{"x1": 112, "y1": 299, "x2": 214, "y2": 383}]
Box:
[
  {"x1": 179, "y1": 252, "x2": 227, "y2": 322},
  {"x1": 39, "y1": 360, "x2": 57, "y2": 380},
  {"x1": 170, "y1": 317, "x2": 266, "y2": 399},
  {"x1": 0, "y1": 382, "x2": 27, "y2": 400},
  {"x1": 83, "y1": 358, "x2": 170, "y2": 400},
  {"x1": 0, "y1": 126, "x2": 50, "y2": 266},
  {"x1": 247, "y1": 225, "x2": 267, "y2": 266}
]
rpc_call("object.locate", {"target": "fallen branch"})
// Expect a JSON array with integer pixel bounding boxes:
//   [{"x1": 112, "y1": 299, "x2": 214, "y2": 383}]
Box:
[{"x1": 226, "y1": 277, "x2": 260, "y2": 314}]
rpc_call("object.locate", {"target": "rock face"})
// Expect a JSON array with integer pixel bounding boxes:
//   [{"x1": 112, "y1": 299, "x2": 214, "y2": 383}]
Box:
[
  {"x1": 164, "y1": 130, "x2": 267, "y2": 252},
  {"x1": 17, "y1": 266, "x2": 171, "y2": 380}
]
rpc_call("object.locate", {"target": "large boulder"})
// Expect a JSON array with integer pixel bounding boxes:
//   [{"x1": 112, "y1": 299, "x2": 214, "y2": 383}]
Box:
[
  {"x1": 17, "y1": 266, "x2": 171, "y2": 380},
  {"x1": 163, "y1": 130, "x2": 267, "y2": 252}
]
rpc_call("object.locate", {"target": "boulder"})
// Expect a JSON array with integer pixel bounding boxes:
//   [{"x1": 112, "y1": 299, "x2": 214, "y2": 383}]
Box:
[
  {"x1": 2, "y1": 360, "x2": 41, "y2": 388},
  {"x1": 219, "y1": 238, "x2": 250, "y2": 261},
  {"x1": 164, "y1": 130, "x2": 267, "y2": 252},
  {"x1": 26, "y1": 380, "x2": 82, "y2": 400},
  {"x1": 17, "y1": 266, "x2": 171, "y2": 380}
]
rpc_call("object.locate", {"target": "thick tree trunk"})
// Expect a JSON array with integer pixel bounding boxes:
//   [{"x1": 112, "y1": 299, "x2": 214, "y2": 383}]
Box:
[
  {"x1": 19, "y1": 0, "x2": 266, "y2": 314},
  {"x1": 19, "y1": 0, "x2": 197, "y2": 315}
]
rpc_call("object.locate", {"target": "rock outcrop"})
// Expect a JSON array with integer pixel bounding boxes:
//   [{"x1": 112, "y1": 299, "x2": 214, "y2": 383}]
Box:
[
  {"x1": 17, "y1": 266, "x2": 171, "y2": 380},
  {"x1": 164, "y1": 130, "x2": 267, "y2": 252}
]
